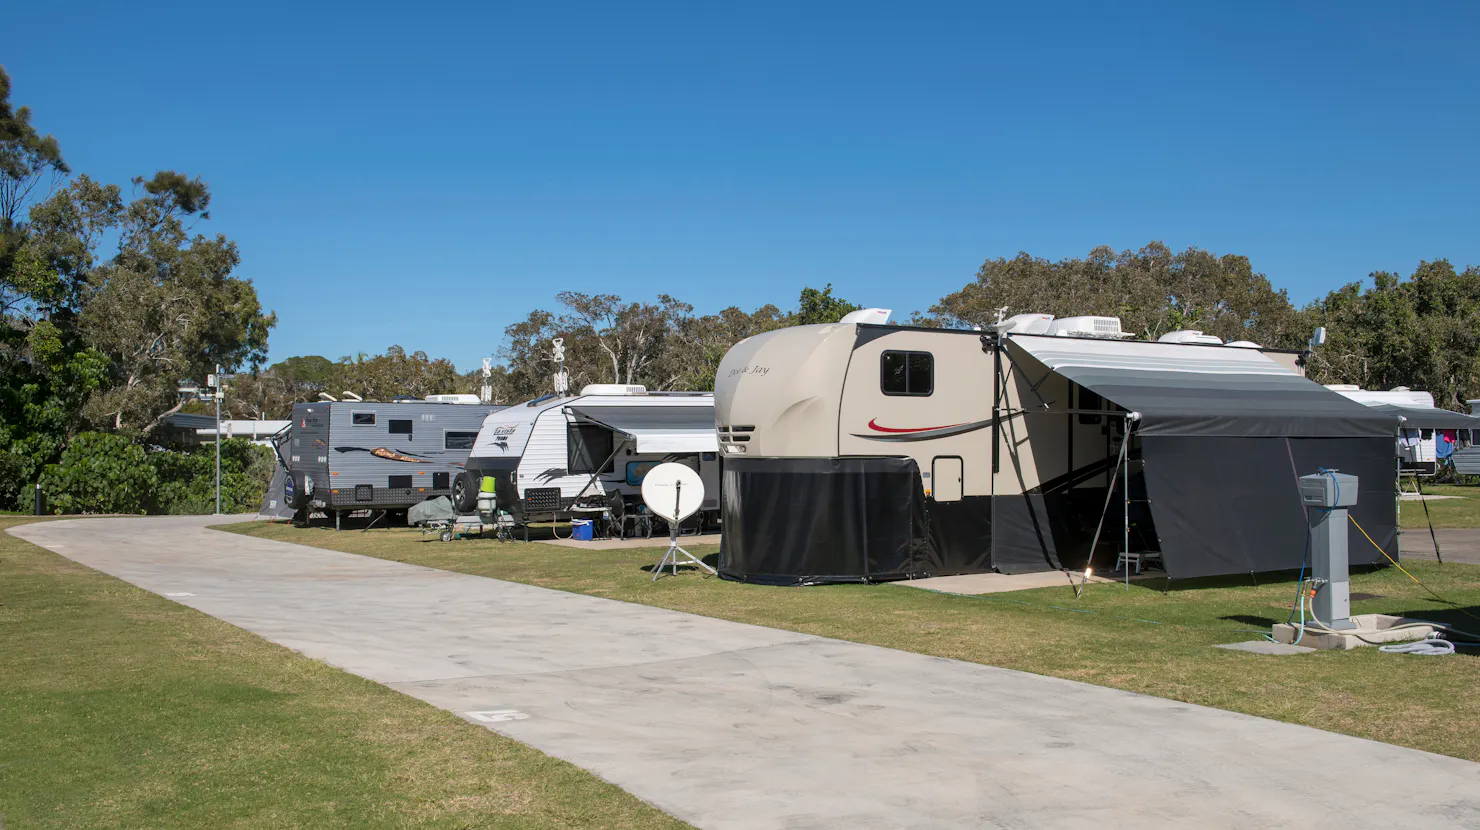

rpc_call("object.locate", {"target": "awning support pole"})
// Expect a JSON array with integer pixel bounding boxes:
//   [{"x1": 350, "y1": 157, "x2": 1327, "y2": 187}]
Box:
[
  {"x1": 574, "y1": 433, "x2": 632, "y2": 502},
  {"x1": 1084, "y1": 432, "x2": 1130, "y2": 591},
  {"x1": 986, "y1": 333, "x2": 1002, "y2": 571},
  {"x1": 1123, "y1": 427, "x2": 1131, "y2": 592},
  {"x1": 1413, "y1": 470, "x2": 1444, "y2": 564}
]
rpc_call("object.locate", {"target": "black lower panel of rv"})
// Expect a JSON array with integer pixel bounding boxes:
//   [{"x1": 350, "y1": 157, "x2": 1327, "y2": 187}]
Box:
[{"x1": 719, "y1": 457, "x2": 930, "y2": 585}]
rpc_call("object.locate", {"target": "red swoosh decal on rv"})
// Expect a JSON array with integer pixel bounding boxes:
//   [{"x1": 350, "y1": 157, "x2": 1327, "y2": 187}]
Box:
[
  {"x1": 852, "y1": 418, "x2": 994, "y2": 442},
  {"x1": 867, "y1": 418, "x2": 965, "y2": 433}
]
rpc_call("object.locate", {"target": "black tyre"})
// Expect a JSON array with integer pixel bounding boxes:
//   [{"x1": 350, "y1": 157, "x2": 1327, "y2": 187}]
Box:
[
  {"x1": 285, "y1": 472, "x2": 307, "y2": 509},
  {"x1": 452, "y1": 471, "x2": 479, "y2": 514}
]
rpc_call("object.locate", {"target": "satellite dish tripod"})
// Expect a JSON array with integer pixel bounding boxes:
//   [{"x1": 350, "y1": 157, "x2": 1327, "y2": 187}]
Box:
[{"x1": 651, "y1": 481, "x2": 717, "y2": 581}]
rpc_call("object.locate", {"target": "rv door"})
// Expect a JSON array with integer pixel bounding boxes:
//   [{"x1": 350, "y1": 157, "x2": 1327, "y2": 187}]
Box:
[{"x1": 932, "y1": 456, "x2": 963, "y2": 502}]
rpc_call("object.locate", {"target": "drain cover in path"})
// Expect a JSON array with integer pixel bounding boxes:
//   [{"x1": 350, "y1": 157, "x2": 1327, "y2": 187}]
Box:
[{"x1": 1215, "y1": 640, "x2": 1316, "y2": 656}]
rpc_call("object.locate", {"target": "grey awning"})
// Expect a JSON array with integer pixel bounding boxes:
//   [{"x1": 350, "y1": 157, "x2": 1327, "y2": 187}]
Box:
[
  {"x1": 1364, "y1": 404, "x2": 1480, "y2": 430},
  {"x1": 566, "y1": 404, "x2": 718, "y2": 453},
  {"x1": 1005, "y1": 334, "x2": 1398, "y2": 438}
]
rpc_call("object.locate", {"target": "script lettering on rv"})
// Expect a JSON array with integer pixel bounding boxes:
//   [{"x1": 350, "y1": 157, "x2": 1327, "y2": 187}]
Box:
[{"x1": 727, "y1": 364, "x2": 771, "y2": 378}]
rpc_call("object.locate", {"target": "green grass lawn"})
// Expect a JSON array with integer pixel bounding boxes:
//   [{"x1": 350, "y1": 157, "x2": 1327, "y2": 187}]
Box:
[
  {"x1": 0, "y1": 517, "x2": 691, "y2": 830},
  {"x1": 1401, "y1": 482, "x2": 1480, "y2": 528},
  {"x1": 223, "y1": 520, "x2": 1480, "y2": 763}
]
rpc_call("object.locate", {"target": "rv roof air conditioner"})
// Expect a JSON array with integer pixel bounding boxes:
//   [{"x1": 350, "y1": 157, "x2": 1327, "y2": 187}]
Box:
[
  {"x1": 1324, "y1": 384, "x2": 1361, "y2": 391},
  {"x1": 1157, "y1": 330, "x2": 1223, "y2": 346},
  {"x1": 1225, "y1": 340, "x2": 1264, "y2": 349},
  {"x1": 1046, "y1": 316, "x2": 1130, "y2": 339},
  {"x1": 425, "y1": 393, "x2": 482, "y2": 404},
  {"x1": 580, "y1": 384, "x2": 648, "y2": 396},
  {"x1": 838, "y1": 308, "x2": 892, "y2": 325},
  {"x1": 991, "y1": 313, "x2": 1055, "y2": 334}
]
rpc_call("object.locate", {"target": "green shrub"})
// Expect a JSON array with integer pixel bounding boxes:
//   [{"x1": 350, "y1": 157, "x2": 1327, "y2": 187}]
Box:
[
  {"x1": 38, "y1": 434, "x2": 276, "y2": 515},
  {"x1": 150, "y1": 439, "x2": 276, "y2": 515},
  {"x1": 38, "y1": 432, "x2": 157, "y2": 514}
]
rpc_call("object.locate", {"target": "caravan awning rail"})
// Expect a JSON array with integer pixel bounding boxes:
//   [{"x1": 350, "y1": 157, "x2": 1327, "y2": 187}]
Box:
[
  {"x1": 564, "y1": 405, "x2": 719, "y2": 454},
  {"x1": 1004, "y1": 334, "x2": 1397, "y2": 438}
]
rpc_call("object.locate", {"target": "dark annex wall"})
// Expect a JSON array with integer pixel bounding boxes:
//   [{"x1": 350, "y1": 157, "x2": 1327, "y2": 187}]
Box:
[{"x1": 1141, "y1": 436, "x2": 1398, "y2": 580}]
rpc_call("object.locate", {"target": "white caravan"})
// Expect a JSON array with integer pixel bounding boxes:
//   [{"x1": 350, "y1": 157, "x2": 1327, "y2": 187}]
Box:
[
  {"x1": 1327, "y1": 385, "x2": 1456, "y2": 475},
  {"x1": 460, "y1": 384, "x2": 720, "y2": 524}
]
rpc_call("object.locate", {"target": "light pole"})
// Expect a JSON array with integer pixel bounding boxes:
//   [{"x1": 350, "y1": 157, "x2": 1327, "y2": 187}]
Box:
[{"x1": 208, "y1": 364, "x2": 224, "y2": 514}]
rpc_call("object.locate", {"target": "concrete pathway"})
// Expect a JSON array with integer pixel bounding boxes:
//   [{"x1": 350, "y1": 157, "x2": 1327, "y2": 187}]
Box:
[
  {"x1": 13, "y1": 517, "x2": 1480, "y2": 830},
  {"x1": 1401, "y1": 527, "x2": 1480, "y2": 564}
]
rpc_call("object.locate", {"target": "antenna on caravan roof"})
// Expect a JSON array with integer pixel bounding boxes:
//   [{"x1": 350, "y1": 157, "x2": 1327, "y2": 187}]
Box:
[
  {"x1": 1308, "y1": 326, "x2": 1327, "y2": 351},
  {"x1": 551, "y1": 338, "x2": 570, "y2": 396},
  {"x1": 480, "y1": 357, "x2": 493, "y2": 404}
]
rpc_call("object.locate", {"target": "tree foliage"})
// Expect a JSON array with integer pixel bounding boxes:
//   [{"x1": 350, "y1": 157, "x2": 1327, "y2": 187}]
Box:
[
  {"x1": 1306, "y1": 260, "x2": 1480, "y2": 409},
  {"x1": 932, "y1": 242, "x2": 1306, "y2": 348}
]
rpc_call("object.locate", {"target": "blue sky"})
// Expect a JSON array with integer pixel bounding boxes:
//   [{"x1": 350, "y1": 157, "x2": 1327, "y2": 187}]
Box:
[{"x1": 5, "y1": 1, "x2": 1478, "y2": 370}]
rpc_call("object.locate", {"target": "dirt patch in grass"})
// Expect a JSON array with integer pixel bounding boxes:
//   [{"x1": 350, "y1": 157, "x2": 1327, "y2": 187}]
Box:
[{"x1": 224, "y1": 520, "x2": 1480, "y2": 762}]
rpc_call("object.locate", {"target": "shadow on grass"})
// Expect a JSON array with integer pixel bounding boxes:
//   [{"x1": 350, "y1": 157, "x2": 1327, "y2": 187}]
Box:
[{"x1": 1220, "y1": 614, "x2": 1281, "y2": 628}]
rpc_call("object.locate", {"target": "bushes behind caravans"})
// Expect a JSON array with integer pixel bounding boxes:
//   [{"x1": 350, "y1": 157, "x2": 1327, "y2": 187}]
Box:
[{"x1": 37, "y1": 434, "x2": 275, "y2": 515}]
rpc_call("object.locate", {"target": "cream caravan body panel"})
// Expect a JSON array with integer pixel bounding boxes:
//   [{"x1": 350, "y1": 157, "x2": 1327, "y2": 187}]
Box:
[
  {"x1": 714, "y1": 324, "x2": 855, "y2": 457},
  {"x1": 838, "y1": 328, "x2": 997, "y2": 496}
]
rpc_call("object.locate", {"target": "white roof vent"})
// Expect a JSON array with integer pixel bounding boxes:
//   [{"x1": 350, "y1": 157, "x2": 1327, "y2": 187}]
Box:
[
  {"x1": 580, "y1": 384, "x2": 648, "y2": 396},
  {"x1": 1225, "y1": 340, "x2": 1264, "y2": 349},
  {"x1": 839, "y1": 308, "x2": 892, "y2": 325},
  {"x1": 1046, "y1": 316, "x2": 1130, "y2": 339},
  {"x1": 992, "y1": 313, "x2": 1055, "y2": 334},
  {"x1": 1157, "y1": 330, "x2": 1223, "y2": 346}
]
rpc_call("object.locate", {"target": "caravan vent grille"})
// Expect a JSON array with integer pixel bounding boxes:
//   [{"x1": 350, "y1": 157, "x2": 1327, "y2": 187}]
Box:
[{"x1": 1093, "y1": 318, "x2": 1120, "y2": 334}]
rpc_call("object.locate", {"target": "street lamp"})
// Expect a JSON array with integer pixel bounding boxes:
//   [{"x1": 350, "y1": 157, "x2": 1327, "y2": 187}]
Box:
[{"x1": 204, "y1": 365, "x2": 228, "y2": 514}]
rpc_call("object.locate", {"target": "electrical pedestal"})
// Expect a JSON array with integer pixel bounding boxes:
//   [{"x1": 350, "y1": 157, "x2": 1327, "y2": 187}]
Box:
[{"x1": 1299, "y1": 471, "x2": 1360, "y2": 631}]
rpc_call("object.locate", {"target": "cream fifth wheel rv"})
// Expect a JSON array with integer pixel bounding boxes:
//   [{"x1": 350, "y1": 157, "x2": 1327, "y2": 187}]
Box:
[
  {"x1": 285, "y1": 399, "x2": 507, "y2": 526},
  {"x1": 714, "y1": 317, "x2": 1400, "y2": 585},
  {"x1": 461, "y1": 385, "x2": 720, "y2": 525}
]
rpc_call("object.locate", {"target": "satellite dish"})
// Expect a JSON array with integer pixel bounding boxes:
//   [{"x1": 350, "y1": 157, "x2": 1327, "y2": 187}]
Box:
[{"x1": 641, "y1": 462, "x2": 704, "y2": 522}]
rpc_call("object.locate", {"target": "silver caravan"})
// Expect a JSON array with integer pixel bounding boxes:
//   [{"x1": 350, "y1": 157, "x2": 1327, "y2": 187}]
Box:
[
  {"x1": 285, "y1": 400, "x2": 506, "y2": 522},
  {"x1": 713, "y1": 313, "x2": 1399, "y2": 584},
  {"x1": 462, "y1": 385, "x2": 719, "y2": 524}
]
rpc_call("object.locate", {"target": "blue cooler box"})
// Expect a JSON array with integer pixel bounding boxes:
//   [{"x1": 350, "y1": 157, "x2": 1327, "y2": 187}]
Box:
[{"x1": 571, "y1": 519, "x2": 594, "y2": 541}]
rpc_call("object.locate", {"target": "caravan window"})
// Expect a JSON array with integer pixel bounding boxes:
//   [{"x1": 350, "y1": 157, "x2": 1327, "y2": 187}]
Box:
[
  {"x1": 568, "y1": 424, "x2": 616, "y2": 474},
  {"x1": 388, "y1": 419, "x2": 413, "y2": 437},
  {"x1": 352, "y1": 412, "x2": 376, "y2": 426},
  {"x1": 444, "y1": 431, "x2": 478, "y2": 450},
  {"x1": 1077, "y1": 387, "x2": 1103, "y2": 425},
  {"x1": 881, "y1": 351, "x2": 933, "y2": 396}
]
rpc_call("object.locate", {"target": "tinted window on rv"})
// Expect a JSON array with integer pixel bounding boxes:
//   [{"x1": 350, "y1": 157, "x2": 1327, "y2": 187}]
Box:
[
  {"x1": 1077, "y1": 387, "x2": 1103, "y2": 425},
  {"x1": 881, "y1": 351, "x2": 933, "y2": 396},
  {"x1": 444, "y1": 431, "x2": 478, "y2": 450},
  {"x1": 352, "y1": 412, "x2": 375, "y2": 426},
  {"x1": 568, "y1": 424, "x2": 615, "y2": 474},
  {"x1": 388, "y1": 419, "x2": 413, "y2": 436}
]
